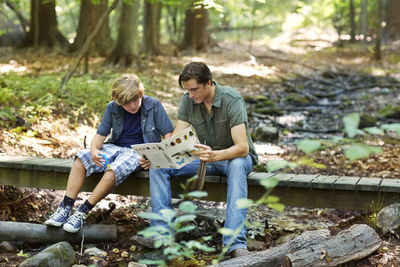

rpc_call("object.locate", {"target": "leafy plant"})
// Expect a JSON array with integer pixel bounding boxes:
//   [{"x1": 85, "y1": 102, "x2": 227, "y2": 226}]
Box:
[{"x1": 137, "y1": 178, "x2": 215, "y2": 267}]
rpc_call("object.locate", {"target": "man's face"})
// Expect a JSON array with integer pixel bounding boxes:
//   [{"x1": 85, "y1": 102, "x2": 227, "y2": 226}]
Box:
[
  {"x1": 182, "y1": 79, "x2": 210, "y2": 104},
  {"x1": 122, "y1": 97, "x2": 142, "y2": 114}
]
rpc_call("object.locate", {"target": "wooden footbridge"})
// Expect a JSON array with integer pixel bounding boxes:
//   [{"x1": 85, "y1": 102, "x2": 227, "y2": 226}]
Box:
[{"x1": 1, "y1": 153, "x2": 399, "y2": 211}]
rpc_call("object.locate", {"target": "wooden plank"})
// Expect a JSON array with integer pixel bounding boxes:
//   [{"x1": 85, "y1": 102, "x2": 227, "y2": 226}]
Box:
[
  {"x1": 356, "y1": 177, "x2": 382, "y2": 191},
  {"x1": 247, "y1": 172, "x2": 276, "y2": 186},
  {"x1": 380, "y1": 179, "x2": 400, "y2": 193},
  {"x1": 310, "y1": 175, "x2": 339, "y2": 189},
  {"x1": 332, "y1": 176, "x2": 360, "y2": 190},
  {"x1": 287, "y1": 174, "x2": 318, "y2": 188},
  {"x1": 0, "y1": 155, "x2": 36, "y2": 168},
  {"x1": 272, "y1": 173, "x2": 297, "y2": 187}
]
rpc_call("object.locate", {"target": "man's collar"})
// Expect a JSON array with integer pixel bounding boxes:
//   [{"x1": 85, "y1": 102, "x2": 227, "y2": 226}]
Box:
[{"x1": 212, "y1": 82, "x2": 222, "y2": 108}]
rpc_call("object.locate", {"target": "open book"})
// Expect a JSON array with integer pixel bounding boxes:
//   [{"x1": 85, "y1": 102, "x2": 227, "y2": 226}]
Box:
[{"x1": 131, "y1": 127, "x2": 200, "y2": 169}]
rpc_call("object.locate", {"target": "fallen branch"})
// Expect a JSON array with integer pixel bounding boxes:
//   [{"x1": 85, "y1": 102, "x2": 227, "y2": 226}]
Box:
[
  {"x1": 0, "y1": 221, "x2": 117, "y2": 244},
  {"x1": 210, "y1": 224, "x2": 381, "y2": 267}
]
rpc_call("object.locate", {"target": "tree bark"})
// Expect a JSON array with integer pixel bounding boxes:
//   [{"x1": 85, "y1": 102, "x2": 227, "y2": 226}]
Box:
[
  {"x1": 209, "y1": 229, "x2": 331, "y2": 267},
  {"x1": 360, "y1": 0, "x2": 368, "y2": 42},
  {"x1": 210, "y1": 224, "x2": 381, "y2": 267},
  {"x1": 0, "y1": 221, "x2": 117, "y2": 243},
  {"x1": 142, "y1": 0, "x2": 162, "y2": 56},
  {"x1": 374, "y1": 0, "x2": 383, "y2": 61},
  {"x1": 385, "y1": 0, "x2": 400, "y2": 40},
  {"x1": 20, "y1": 0, "x2": 68, "y2": 48},
  {"x1": 180, "y1": 2, "x2": 210, "y2": 51},
  {"x1": 349, "y1": 0, "x2": 356, "y2": 43},
  {"x1": 69, "y1": 0, "x2": 113, "y2": 56},
  {"x1": 106, "y1": 0, "x2": 140, "y2": 67},
  {"x1": 284, "y1": 224, "x2": 381, "y2": 266}
]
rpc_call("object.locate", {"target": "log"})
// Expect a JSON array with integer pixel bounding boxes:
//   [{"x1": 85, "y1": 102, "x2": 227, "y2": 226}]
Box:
[
  {"x1": 210, "y1": 224, "x2": 381, "y2": 267},
  {"x1": 0, "y1": 221, "x2": 117, "y2": 244},
  {"x1": 284, "y1": 224, "x2": 381, "y2": 266},
  {"x1": 210, "y1": 229, "x2": 331, "y2": 267}
]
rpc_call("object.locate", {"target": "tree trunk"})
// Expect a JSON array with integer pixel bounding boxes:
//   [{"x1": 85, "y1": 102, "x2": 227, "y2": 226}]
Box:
[
  {"x1": 0, "y1": 221, "x2": 117, "y2": 243},
  {"x1": 385, "y1": 0, "x2": 400, "y2": 40},
  {"x1": 69, "y1": 0, "x2": 113, "y2": 56},
  {"x1": 142, "y1": 0, "x2": 162, "y2": 56},
  {"x1": 211, "y1": 224, "x2": 381, "y2": 267},
  {"x1": 374, "y1": 0, "x2": 383, "y2": 61},
  {"x1": 20, "y1": 0, "x2": 68, "y2": 48},
  {"x1": 360, "y1": 0, "x2": 368, "y2": 42},
  {"x1": 349, "y1": 0, "x2": 356, "y2": 42},
  {"x1": 180, "y1": 2, "x2": 210, "y2": 51},
  {"x1": 106, "y1": 0, "x2": 141, "y2": 67}
]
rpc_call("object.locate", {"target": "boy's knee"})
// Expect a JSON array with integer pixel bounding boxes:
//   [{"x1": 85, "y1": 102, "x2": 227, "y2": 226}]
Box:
[{"x1": 103, "y1": 170, "x2": 116, "y2": 182}]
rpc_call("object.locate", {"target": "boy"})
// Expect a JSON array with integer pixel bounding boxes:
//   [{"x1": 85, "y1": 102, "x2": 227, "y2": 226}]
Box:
[{"x1": 45, "y1": 74, "x2": 173, "y2": 233}]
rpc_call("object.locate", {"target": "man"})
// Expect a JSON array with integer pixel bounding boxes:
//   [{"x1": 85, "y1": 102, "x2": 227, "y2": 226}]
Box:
[{"x1": 139, "y1": 62, "x2": 258, "y2": 258}]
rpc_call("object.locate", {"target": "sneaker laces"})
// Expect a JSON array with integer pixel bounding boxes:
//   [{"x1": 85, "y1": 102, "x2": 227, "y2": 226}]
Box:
[
  {"x1": 49, "y1": 206, "x2": 69, "y2": 220},
  {"x1": 67, "y1": 211, "x2": 87, "y2": 227}
]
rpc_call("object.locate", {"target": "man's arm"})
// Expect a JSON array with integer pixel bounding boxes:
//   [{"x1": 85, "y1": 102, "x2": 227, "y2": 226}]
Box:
[
  {"x1": 194, "y1": 123, "x2": 249, "y2": 162},
  {"x1": 173, "y1": 119, "x2": 190, "y2": 135}
]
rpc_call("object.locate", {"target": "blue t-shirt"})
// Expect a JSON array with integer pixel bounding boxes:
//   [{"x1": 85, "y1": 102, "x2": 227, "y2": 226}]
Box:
[{"x1": 114, "y1": 108, "x2": 144, "y2": 147}]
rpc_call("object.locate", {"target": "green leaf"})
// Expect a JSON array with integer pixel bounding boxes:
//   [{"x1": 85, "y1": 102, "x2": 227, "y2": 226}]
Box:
[
  {"x1": 17, "y1": 250, "x2": 30, "y2": 258},
  {"x1": 259, "y1": 177, "x2": 279, "y2": 189},
  {"x1": 296, "y1": 139, "x2": 321, "y2": 154},
  {"x1": 363, "y1": 127, "x2": 384, "y2": 135},
  {"x1": 178, "y1": 201, "x2": 197, "y2": 213},
  {"x1": 164, "y1": 247, "x2": 179, "y2": 256},
  {"x1": 343, "y1": 144, "x2": 382, "y2": 162},
  {"x1": 268, "y1": 203, "x2": 285, "y2": 212},
  {"x1": 188, "y1": 191, "x2": 208, "y2": 198},
  {"x1": 160, "y1": 209, "x2": 176, "y2": 222},
  {"x1": 266, "y1": 195, "x2": 280, "y2": 203},
  {"x1": 236, "y1": 198, "x2": 253, "y2": 209},
  {"x1": 175, "y1": 214, "x2": 196, "y2": 223},
  {"x1": 177, "y1": 225, "x2": 196, "y2": 233},
  {"x1": 343, "y1": 113, "x2": 360, "y2": 138},
  {"x1": 381, "y1": 123, "x2": 400, "y2": 137},
  {"x1": 267, "y1": 160, "x2": 289, "y2": 172},
  {"x1": 139, "y1": 259, "x2": 166, "y2": 266},
  {"x1": 138, "y1": 212, "x2": 165, "y2": 221},
  {"x1": 218, "y1": 227, "x2": 234, "y2": 236}
]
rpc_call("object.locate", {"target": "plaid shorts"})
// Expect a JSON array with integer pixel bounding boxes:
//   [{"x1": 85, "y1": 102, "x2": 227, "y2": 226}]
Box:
[{"x1": 76, "y1": 144, "x2": 141, "y2": 186}]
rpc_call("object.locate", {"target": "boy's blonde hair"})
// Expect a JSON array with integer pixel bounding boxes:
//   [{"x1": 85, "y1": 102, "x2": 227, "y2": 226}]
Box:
[{"x1": 111, "y1": 74, "x2": 144, "y2": 106}]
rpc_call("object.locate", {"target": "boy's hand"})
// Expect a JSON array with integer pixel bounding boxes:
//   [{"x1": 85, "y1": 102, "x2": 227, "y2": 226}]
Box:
[
  {"x1": 140, "y1": 157, "x2": 151, "y2": 170},
  {"x1": 91, "y1": 149, "x2": 105, "y2": 167}
]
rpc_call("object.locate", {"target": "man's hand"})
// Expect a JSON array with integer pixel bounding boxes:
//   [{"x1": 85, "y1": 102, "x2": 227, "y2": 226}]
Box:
[
  {"x1": 193, "y1": 144, "x2": 217, "y2": 162},
  {"x1": 140, "y1": 157, "x2": 151, "y2": 170}
]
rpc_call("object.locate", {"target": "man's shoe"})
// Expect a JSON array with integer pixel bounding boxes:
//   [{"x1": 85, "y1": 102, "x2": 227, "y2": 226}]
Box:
[
  {"x1": 230, "y1": 248, "x2": 250, "y2": 258},
  {"x1": 130, "y1": 235, "x2": 156, "y2": 249},
  {"x1": 63, "y1": 210, "x2": 87, "y2": 233},
  {"x1": 44, "y1": 203, "x2": 72, "y2": 227}
]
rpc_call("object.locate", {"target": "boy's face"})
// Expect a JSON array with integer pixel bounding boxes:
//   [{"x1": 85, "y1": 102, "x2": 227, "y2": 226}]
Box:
[
  {"x1": 182, "y1": 78, "x2": 212, "y2": 104},
  {"x1": 122, "y1": 97, "x2": 142, "y2": 114}
]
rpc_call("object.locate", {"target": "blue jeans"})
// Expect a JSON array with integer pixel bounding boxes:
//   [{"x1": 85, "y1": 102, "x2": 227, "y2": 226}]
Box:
[{"x1": 149, "y1": 154, "x2": 254, "y2": 253}]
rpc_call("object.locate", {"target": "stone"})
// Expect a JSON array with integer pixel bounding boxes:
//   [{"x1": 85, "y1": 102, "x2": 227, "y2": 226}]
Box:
[
  {"x1": 84, "y1": 247, "x2": 107, "y2": 257},
  {"x1": 20, "y1": 241, "x2": 75, "y2": 267},
  {"x1": 377, "y1": 203, "x2": 400, "y2": 238},
  {"x1": 0, "y1": 241, "x2": 17, "y2": 253},
  {"x1": 255, "y1": 124, "x2": 279, "y2": 142}
]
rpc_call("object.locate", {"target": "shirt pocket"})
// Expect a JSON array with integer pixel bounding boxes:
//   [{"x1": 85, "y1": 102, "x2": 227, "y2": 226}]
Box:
[
  {"x1": 214, "y1": 119, "x2": 231, "y2": 148},
  {"x1": 190, "y1": 119, "x2": 208, "y2": 141}
]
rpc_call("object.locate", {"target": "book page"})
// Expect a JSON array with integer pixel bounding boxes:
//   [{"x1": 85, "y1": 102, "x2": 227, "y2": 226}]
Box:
[
  {"x1": 131, "y1": 143, "x2": 177, "y2": 169},
  {"x1": 160, "y1": 127, "x2": 200, "y2": 168}
]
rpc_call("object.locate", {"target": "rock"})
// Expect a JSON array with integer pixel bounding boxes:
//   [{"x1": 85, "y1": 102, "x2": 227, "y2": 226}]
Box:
[
  {"x1": 0, "y1": 241, "x2": 18, "y2": 253},
  {"x1": 255, "y1": 124, "x2": 279, "y2": 142},
  {"x1": 359, "y1": 114, "x2": 377, "y2": 128},
  {"x1": 377, "y1": 203, "x2": 400, "y2": 238},
  {"x1": 84, "y1": 247, "x2": 107, "y2": 257},
  {"x1": 20, "y1": 241, "x2": 75, "y2": 267},
  {"x1": 378, "y1": 105, "x2": 400, "y2": 119},
  {"x1": 128, "y1": 262, "x2": 147, "y2": 267}
]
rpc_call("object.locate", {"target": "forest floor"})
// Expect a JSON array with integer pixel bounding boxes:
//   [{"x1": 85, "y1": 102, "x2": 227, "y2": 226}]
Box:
[{"x1": 1, "y1": 33, "x2": 400, "y2": 266}]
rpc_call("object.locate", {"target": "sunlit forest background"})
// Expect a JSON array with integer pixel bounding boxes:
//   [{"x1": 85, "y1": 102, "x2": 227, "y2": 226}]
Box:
[{"x1": 1, "y1": 0, "x2": 400, "y2": 175}]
